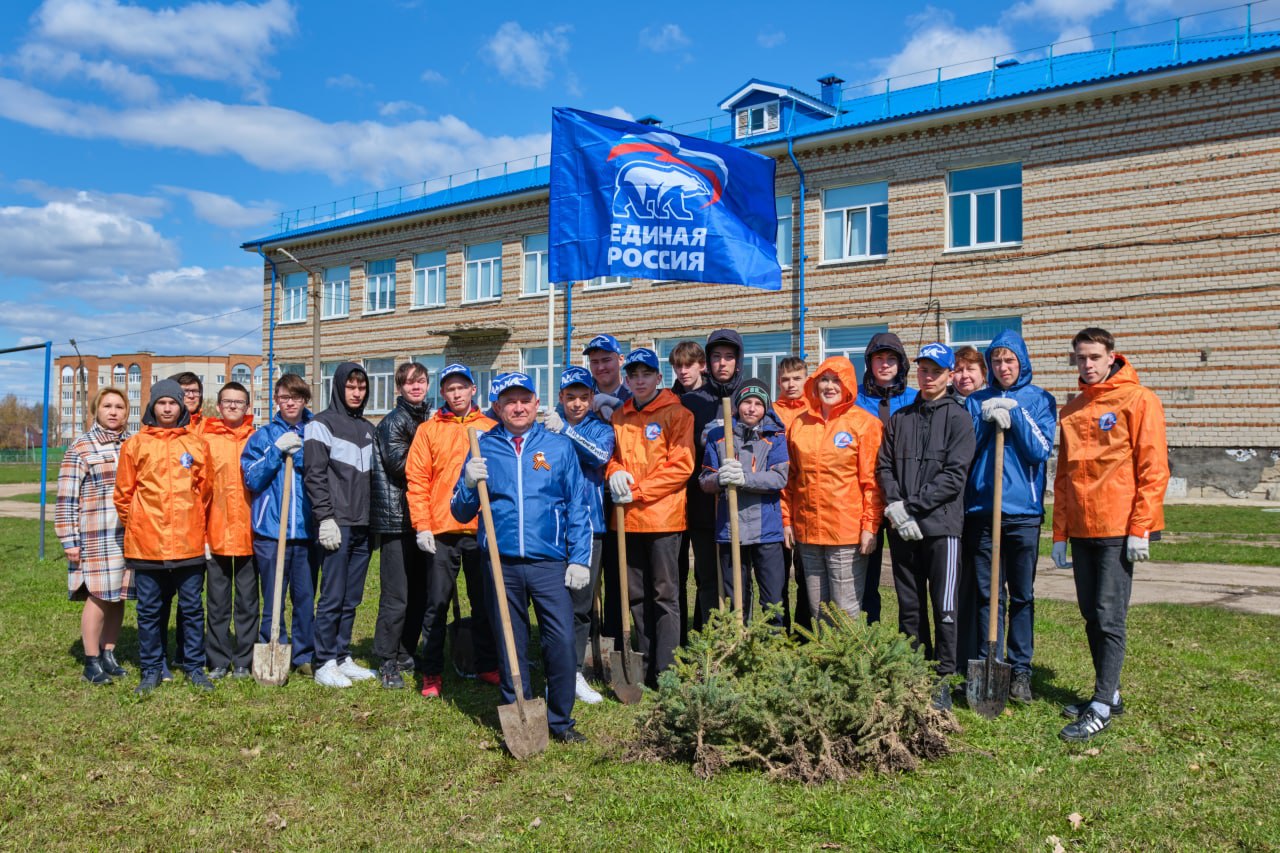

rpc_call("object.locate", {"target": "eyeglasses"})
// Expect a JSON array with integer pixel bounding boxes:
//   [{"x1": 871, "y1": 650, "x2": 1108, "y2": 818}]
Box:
[
  {"x1": 275, "y1": 395, "x2": 303, "y2": 403},
  {"x1": 181, "y1": 390, "x2": 202, "y2": 398},
  {"x1": 219, "y1": 400, "x2": 248, "y2": 409}
]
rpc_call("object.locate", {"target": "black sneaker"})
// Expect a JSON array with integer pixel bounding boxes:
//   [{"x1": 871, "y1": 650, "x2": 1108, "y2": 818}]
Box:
[
  {"x1": 82, "y1": 656, "x2": 113, "y2": 685},
  {"x1": 1062, "y1": 697, "x2": 1125, "y2": 720},
  {"x1": 1060, "y1": 706, "x2": 1111, "y2": 742},
  {"x1": 100, "y1": 649, "x2": 127, "y2": 677},
  {"x1": 231, "y1": 666, "x2": 252, "y2": 679},
  {"x1": 396, "y1": 655, "x2": 417, "y2": 674},
  {"x1": 379, "y1": 660, "x2": 404, "y2": 690},
  {"x1": 135, "y1": 670, "x2": 162, "y2": 695},
  {"x1": 186, "y1": 669, "x2": 216, "y2": 691},
  {"x1": 207, "y1": 666, "x2": 230, "y2": 680},
  {"x1": 932, "y1": 680, "x2": 953, "y2": 712},
  {"x1": 552, "y1": 727, "x2": 587, "y2": 744},
  {"x1": 1010, "y1": 671, "x2": 1033, "y2": 704}
]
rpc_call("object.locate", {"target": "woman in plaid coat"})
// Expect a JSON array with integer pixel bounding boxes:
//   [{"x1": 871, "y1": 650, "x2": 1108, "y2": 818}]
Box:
[{"x1": 56, "y1": 387, "x2": 132, "y2": 685}]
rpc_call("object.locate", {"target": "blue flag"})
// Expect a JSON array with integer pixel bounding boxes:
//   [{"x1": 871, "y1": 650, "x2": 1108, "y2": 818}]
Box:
[{"x1": 549, "y1": 108, "x2": 781, "y2": 291}]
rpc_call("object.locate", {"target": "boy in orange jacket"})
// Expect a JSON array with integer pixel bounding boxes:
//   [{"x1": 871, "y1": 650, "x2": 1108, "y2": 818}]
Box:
[
  {"x1": 606, "y1": 348, "x2": 694, "y2": 687},
  {"x1": 114, "y1": 379, "x2": 213, "y2": 694}
]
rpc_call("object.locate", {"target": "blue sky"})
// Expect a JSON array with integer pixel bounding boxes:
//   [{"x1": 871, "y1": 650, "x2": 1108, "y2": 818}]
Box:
[{"x1": 0, "y1": 0, "x2": 1247, "y2": 402}]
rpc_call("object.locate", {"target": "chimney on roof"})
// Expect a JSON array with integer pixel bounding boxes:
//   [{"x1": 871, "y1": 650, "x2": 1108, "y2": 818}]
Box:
[
  {"x1": 818, "y1": 73, "x2": 845, "y2": 107},
  {"x1": 636, "y1": 114, "x2": 663, "y2": 126}
]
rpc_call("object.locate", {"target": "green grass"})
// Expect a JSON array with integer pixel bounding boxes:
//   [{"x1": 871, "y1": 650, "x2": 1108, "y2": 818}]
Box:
[
  {"x1": 0, "y1": 463, "x2": 57, "y2": 484},
  {"x1": 5, "y1": 491, "x2": 51, "y2": 504},
  {"x1": 0, "y1": 518, "x2": 1277, "y2": 849},
  {"x1": 1039, "y1": 505, "x2": 1280, "y2": 566}
]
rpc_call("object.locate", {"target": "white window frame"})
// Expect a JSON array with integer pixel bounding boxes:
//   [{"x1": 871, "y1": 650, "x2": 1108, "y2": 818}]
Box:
[
  {"x1": 322, "y1": 267, "x2": 350, "y2": 319},
  {"x1": 412, "y1": 251, "x2": 447, "y2": 309},
  {"x1": 364, "y1": 259, "x2": 397, "y2": 315},
  {"x1": 735, "y1": 100, "x2": 779, "y2": 138},
  {"x1": 946, "y1": 163, "x2": 1023, "y2": 251},
  {"x1": 216, "y1": 374, "x2": 225, "y2": 385},
  {"x1": 464, "y1": 242, "x2": 503, "y2": 303},
  {"x1": 281, "y1": 271, "x2": 307, "y2": 324},
  {"x1": 520, "y1": 345, "x2": 565, "y2": 409},
  {"x1": 521, "y1": 234, "x2": 550, "y2": 296},
  {"x1": 739, "y1": 332, "x2": 792, "y2": 400},
  {"x1": 321, "y1": 362, "x2": 340, "y2": 403},
  {"x1": 946, "y1": 316, "x2": 1023, "y2": 353},
  {"x1": 776, "y1": 195, "x2": 793, "y2": 269},
  {"x1": 583, "y1": 275, "x2": 630, "y2": 291},
  {"x1": 364, "y1": 358, "x2": 396, "y2": 415},
  {"x1": 821, "y1": 183, "x2": 888, "y2": 263}
]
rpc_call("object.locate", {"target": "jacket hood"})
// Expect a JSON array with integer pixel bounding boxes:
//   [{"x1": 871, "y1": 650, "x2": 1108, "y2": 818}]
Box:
[
  {"x1": 985, "y1": 330, "x2": 1034, "y2": 392},
  {"x1": 804, "y1": 356, "x2": 859, "y2": 418},
  {"x1": 434, "y1": 403, "x2": 486, "y2": 423},
  {"x1": 270, "y1": 407, "x2": 312, "y2": 431},
  {"x1": 703, "y1": 328, "x2": 744, "y2": 396},
  {"x1": 627, "y1": 387, "x2": 682, "y2": 414},
  {"x1": 142, "y1": 379, "x2": 191, "y2": 429},
  {"x1": 328, "y1": 361, "x2": 368, "y2": 417},
  {"x1": 862, "y1": 332, "x2": 909, "y2": 398},
  {"x1": 202, "y1": 414, "x2": 255, "y2": 438},
  {"x1": 1079, "y1": 353, "x2": 1139, "y2": 393}
]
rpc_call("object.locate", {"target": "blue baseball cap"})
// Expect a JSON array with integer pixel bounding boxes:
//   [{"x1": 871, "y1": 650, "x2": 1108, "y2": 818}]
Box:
[
  {"x1": 487, "y1": 372, "x2": 509, "y2": 402},
  {"x1": 559, "y1": 366, "x2": 593, "y2": 390},
  {"x1": 624, "y1": 348, "x2": 661, "y2": 373},
  {"x1": 582, "y1": 334, "x2": 622, "y2": 355},
  {"x1": 438, "y1": 363, "x2": 474, "y2": 385},
  {"x1": 490, "y1": 371, "x2": 538, "y2": 399},
  {"x1": 915, "y1": 342, "x2": 956, "y2": 370}
]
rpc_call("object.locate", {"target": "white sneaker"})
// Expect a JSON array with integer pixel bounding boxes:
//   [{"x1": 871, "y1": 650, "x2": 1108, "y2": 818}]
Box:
[
  {"x1": 338, "y1": 656, "x2": 376, "y2": 681},
  {"x1": 315, "y1": 659, "x2": 352, "y2": 688},
  {"x1": 574, "y1": 672, "x2": 603, "y2": 705}
]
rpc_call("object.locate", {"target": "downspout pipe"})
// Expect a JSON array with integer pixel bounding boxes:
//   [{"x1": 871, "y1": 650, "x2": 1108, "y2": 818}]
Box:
[
  {"x1": 786, "y1": 135, "x2": 808, "y2": 361},
  {"x1": 257, "y1": 245, "x2": 279, "y2": 393}
]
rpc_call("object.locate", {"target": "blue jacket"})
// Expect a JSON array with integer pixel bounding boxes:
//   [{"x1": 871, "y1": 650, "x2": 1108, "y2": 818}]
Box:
[
  {"x1": 450, "y1": 422, "x2": 593, "y2": 566},
  {"x1": 556, "y1": 408, "x2": 615, "y2": 536},
  {"x1": 964, "y1": 330, "x2": 1057, "y2": 518},
  {"x1": 855, "y1": 334, "x2": 918, "y2": 424},
  {"x1": 241, "y1": 408, "x2": 314, "y2": 540},
  {"x1": 700, "y1": 412, "x2": 789, "y2": 545}
]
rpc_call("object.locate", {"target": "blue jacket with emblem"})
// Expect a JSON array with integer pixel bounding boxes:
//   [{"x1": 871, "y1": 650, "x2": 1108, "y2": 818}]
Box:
[
  {"x1": 240, "y1": 408, "x2": 314, "y2": 540},
  {"x1": 556, "y1": 407, "x2": 615, "y2": 535},
  {"x1": 964, "y1": 330, "x2": 1058, "y2": 518},
  {"x1": 450, "y1": 422, "x2": 594, "y2": 566}
]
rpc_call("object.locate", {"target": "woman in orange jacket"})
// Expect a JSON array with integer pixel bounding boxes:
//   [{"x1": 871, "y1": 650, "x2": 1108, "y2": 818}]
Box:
[
  {"x1": 201, "y1": 382, "x2": 256, "y2": 680},
  {"x1": 113, "y1": 379, "x2": 213, "y2": 694},
  {"x1": 783, "y1": 356, "x2": 885, "y2": 621}
]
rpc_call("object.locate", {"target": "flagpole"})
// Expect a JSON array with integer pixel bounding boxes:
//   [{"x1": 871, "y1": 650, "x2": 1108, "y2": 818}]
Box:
[{"x1": 547, "y1": 279, "x2": 556, "y2": 401}]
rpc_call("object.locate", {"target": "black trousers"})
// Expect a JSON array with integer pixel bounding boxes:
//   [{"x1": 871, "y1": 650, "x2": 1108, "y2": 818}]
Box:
[
  {"x1": 862, "y1": 526, "x2": 887, "y2": 624},
  {"x1": 688, "y1": 527, "x2": 720, "y2": 635},
  {"x1": 888, "y1": 531, "x2": 961, "y2": 677},
  {"x1": 626, "y1": 531, "x2": 682, "y2": 686},
  {"x1": 569, "y1": 536, "x2": 604, "y2": 671},
  {"x1": 420, "y1": 533, "x2": 498, "y2": 675},
  {"x1": 205, "y1": 553, "x2": 258, "y2": 670},
  {"x1": 719, "y1": 541, "x2": 786, "y2": 626},
  {"x1": 1071, "y1": 538, "x2": 1133, "y2": 706},
  {"x1": 784, "y1": 544, "x2": 812, "y2": 632},
  {"x1": 372, "y1": 532, "x2": 430, "y2": 665}
]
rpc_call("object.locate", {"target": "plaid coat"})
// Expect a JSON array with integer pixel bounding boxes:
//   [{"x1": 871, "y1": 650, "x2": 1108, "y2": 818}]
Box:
[{"x1": 56, "y1": 424, "x2": 133, "y2": 601}]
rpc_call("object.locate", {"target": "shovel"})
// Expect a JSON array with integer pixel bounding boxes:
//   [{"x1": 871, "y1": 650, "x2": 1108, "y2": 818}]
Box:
[
  {"x1": 587, "y1": 572, "x2": 614, "y2": 683},
  {"x1": 252, "y1": 454, "x2": 293, "y2": 686},
  {"x1": 469, "y1": 428, "x2": 548, "y2": 759},
  {"x1": 721, "y1": 398, "x2": 743, "y2": 624},
  {"x1": 967, "y1": 428, "x2": 1012, "y2": 718},
  {"x1": 609, "y1": 504, "x2": 644, "y2": 704},
  {"x1": 448, "y1": 585, "x2": 476, "y2": 677}
]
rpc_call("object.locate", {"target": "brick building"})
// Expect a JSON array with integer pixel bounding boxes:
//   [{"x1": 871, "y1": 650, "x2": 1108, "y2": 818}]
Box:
[
  {"x1": 56, "y1": 352, "x2": 264, "y2": 441},
  {"x1": 244, "y1": 31, "x2": 1280, "y2": 498}
]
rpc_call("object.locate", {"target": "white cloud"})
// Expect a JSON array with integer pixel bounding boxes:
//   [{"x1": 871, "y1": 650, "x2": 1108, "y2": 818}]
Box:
[
  {"x1": 592, "y1": 105, "x2": 635, "y2": 121},
  {"x1": 419, "y1": 68, "x2": 446, "y2": 84},
  {"x1": 1053, "y1": 25, "x2": 1096, "y2": 53},
  {"x1": 160, "y1": 186, "x2": 278, "y2": 228},
  {"x1": 638, "y1": 23, "x2": 690, "y2": 53},
  {"x1": 50, "y1": 264, "x2": 261, "y2": 313},
  {"x1": 1006, "y1": 0, "x2": 1115, "y2": 24},
  {"x1": 757, "y1": 29, "x2": 786, "y2": 49},
  {"x1": 11, "y1": 43, "x2": 159, "y2": 102},
  {"x1": 877, "y1": 9, "x2": 1015, "y2": 83},
  {"x1": 481, "y1": 21, "x2": 571, "y2": 88},
  {"x1": 31, "y1": 0, "x2": 296, "y2": 100},
  {"x1": 378, "y1": 100, "x2": 426, "y2": 118},
  {"x1": 325, "y1": 73, "x2": 371, "y2": 91},
  {"x1": 0, "y1": 197, "x2": 177, "y2": 280},
  {"x1": 13, "y1": 179, "x2": 168, "y2": 219},
  {"x1": 0, "y1": 77, "x2": 551, "y2": 186}
]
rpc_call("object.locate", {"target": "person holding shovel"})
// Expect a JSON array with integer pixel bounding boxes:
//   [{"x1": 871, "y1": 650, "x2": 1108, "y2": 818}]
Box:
[
  {"x1": 450, "y1": 372, "x2": 594, "y2": 745},
  {"x1": 1052, "y1": 327, "x2": 1169, "y2": 742},
  {"x1": 962, "y1": 331, "x2": 1057, "y2": 704}
]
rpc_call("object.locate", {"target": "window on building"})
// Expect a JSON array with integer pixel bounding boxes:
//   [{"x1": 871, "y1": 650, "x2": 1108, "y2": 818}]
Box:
[
  {"x1": 322, "y1": 266, "x2": 350, "y2": 318},
  {"x1": 112, "y1": 364, "x2": 125, "y2": 386},
  {"x1": 947, "y1": 162, "x2": 1022, "y2": 249},
  {"x1": 735, "y1": 101, "x2": 779, "y2": 138},
  {"x1": 948, "y1": 316, "x2": 1022, "y2": 352},
  {"x1": 776, "y1": 196, "x2": 793, "y2": 268},
  {"x1": 821, "y1": 324, "x2": 890, "y2": 383},
  {"x1": 231, "y1": 363, "x2": 252, "y2": 387},
  {"x1": 282, "y1": 272, "x2": 307, "y2": 323},
  {"x1": 278, "y1": 363, "x2": 306, "y2": 381},
  {"x1": 521, "y1": 346, "x2": 566, "y2": 407},
  {"x1": 465, "y1": 241, "x2": 503, "y2": 302},
  {"x1": 127, "y1": 365, "x2": 141, "y2": 402},
  {"x1": 216, "y1": 374, "x2": 225, "y2": 385},
  {"x1": 522, "y1": 234, "x2": 550, "y2": 296},
  {"x1": 321, "y1": 361, "x2": 340, "y2": 403},
  {"x1": 365, "y1": 259, "x2": 396, "y2": 314},
  {"x1": 584, "y1": 275, "x2": 629, "y2": 290},
  {"x1": 473, "y1": 369, "x2": 496, "y2": 404},
  {"x1": 822, "y1": 182, "x2": 889, "y2": 262},
  {"x1": 412, "y1": 354, "x2": 448, "y2": 411},
  {"x1": 413, "y1": 251, "x2": 446, "y2": 308},
  {"x1": 364, "y1": 358, "x2": 395, "y2": 414},
  {"x1": 740, "y1": 332, "x2": 792, "y2": 400}
]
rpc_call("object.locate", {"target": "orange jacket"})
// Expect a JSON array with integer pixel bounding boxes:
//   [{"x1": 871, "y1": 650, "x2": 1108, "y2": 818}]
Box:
[
  {"x1": 406, "y1": 406, "x2": 497, "y2": 535},
  {"x1": 201, "y1": 416, "x2": 255, "y2": 556},
  {"x1": 606, "y1": 388, "x2": 695, "y2": 533},
  {"x1": 113, "y1": 425, "x2": 212, "y2": 563},
  {"x1": 773, "y1": 396, "x2": 808, "y2": 432},
  {"x1": 1053, "y1": 355, "x2": 1169, "y2": 541},
  {"x1": 783, "y1": 357, "x2": 885, "y2": 545}
]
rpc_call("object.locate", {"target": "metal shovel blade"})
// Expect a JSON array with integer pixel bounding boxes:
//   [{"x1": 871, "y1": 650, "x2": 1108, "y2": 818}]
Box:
[
  {"x1": 498, "y1": 696, "x2": 549, "y2": 760},
  {"x1": 449, "y1": 616, "x2": 476, "y2": 677},
  {"x1": 251, "y1": 640, "x2": 290, "y2": 687},
  {"x1": 966, "y1": 655, "x2": 1012, "y2": 719},
  {"x1": 588, "y1": 635, "x2": 614, "y2": 684},
  {"x1": 609, "y1": 644, "x2": 644, "y2": 705}
]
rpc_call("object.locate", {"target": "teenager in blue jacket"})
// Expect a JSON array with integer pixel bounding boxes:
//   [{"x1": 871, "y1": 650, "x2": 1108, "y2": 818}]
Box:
[
  {"x1": 451, "y1": 372, "x2": 594, "y2": 744},
  {"x1": 239, "y1": 372, "x2": 318, "y2": 675},
  {"x1": 962, "y1": 330, "x2": 1057, "y2": 703}
]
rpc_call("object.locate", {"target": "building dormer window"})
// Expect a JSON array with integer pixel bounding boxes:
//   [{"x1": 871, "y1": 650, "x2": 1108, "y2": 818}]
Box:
[{"x1": 736, "y1": 101, "x2": 779, "y2": 138}]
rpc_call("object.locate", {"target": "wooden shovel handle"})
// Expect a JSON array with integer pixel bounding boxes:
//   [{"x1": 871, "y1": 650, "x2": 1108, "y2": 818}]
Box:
[
  {"x1": 270, "y1": 455, "x2": 292, "y2": 643},
  {"x1": 988, "y1": 429, "x2": 1005, "y2": 646},
  {"x1": 615, "y1": 504, "x2": 631, "y2": 635},
  {"x1": 722, "y1": 397, "x2": 742, "y2": 623}
]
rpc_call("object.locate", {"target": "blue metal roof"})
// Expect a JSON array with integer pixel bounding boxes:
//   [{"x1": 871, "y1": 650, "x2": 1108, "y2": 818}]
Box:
[{"x1": 243, "y1": 31, "x2": 1280, "y2": 249}]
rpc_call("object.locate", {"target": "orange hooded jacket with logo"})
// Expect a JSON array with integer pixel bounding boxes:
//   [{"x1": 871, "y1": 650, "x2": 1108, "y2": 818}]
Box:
[
  {"x1": 201, "y1": 415, "x2": 255, "y2": 556},
  {"x1": 773, "y1": 396, "x2": 808, "y2": 432},
  {"x1": 406, "y1": 406, "x2": 497, "y2": 535},
  {"x1": 605, "y1": 388, "x2": 695, "y2": 533},
  {"x1": 1053, "y1": 355, "x2": 1169, "y2": 541},
  {"x1": 113, "y1": 424, "x2": 212, "y2": 564},
  {"x1": 783, "y1": 357, "x2": 885, "y2": 545}
]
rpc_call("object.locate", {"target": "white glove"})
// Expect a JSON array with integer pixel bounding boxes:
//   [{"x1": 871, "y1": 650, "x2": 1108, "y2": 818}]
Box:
[
  {"x1": 1051, "y1": 541, "x2": 1072, "y2": 569},
  {"x1": 981, "y1": 398, "x2": 1016, "y2": 430},
  {"x1": 884, "y1": 501, "x2": 912, "y2": 529},
  {"x1": 609, "y1": 470, "x2": 635, "y2": 503},
  {"x1": 897, "y1": 519, "x2": 923, "y2": 541},
  {"x1": 463, "y1": 457, "x2": 488, "y2": 489},
  {"x1": 565, "y1": 563, "x2": 590, "y2": 590},
  {"x1": 717, "y1": 458, "x2": 746, "y2": 487},
  {"x1": 593, "y1": 393, "x2": 621, "y2": 420},
  {"x1": 204, "y1": 543, "x2": 212, "y2": 560},
  {"x1": 544, "y1": 410, "x2": 565, "y2": 433},
  {"x1": 318, "y1": 518, "x2": 342, "y2": 551},
  {"x1": 416, "y1": 530, "x2": 436, "y2": 554},
  {"x1": 274, "y1": 431, "x2": 302, "y2": 454},
  {"x1": 1126, "y1": 534, "x2": 1150, "y2": 563}
]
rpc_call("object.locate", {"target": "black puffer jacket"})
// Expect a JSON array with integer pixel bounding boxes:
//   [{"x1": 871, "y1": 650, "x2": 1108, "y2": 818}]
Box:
[
  {"x1": 875, "y1": 393, "x2": 976, "y2": 538},
  {"x1": 370, "y1": 395, "x2": 429, "y2": 535},
  {"x1": 680, "y1": 328, "x2": 744, "y2": 530}
]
